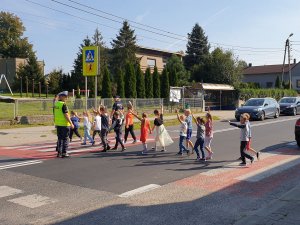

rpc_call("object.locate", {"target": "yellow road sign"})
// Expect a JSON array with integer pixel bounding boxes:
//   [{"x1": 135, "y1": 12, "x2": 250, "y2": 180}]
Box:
[{"x1": 82, "y1": 46, "x2": 99, "y2": 76}]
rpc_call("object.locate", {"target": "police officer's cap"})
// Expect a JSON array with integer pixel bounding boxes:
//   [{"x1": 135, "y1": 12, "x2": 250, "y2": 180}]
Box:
[{"x1": 58, "y1": 91, "x2": 68, "y2": 97}]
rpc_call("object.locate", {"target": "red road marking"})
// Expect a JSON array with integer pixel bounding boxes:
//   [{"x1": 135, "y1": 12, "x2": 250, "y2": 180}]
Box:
[{"x1": 174, "y1": 147, "x2": 300, "y2": 197}]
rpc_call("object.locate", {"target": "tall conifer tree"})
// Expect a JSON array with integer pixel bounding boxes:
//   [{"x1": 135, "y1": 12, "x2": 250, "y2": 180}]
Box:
[
  {"x1": 145, "y1": 67, "x2": 153, "y2": 98},
  {"x1": 152, "y1": 67, "x2": 161, "y2": 98},
  {"x1": 136, "y1": 64, "x2": 145, "y2": 98}
]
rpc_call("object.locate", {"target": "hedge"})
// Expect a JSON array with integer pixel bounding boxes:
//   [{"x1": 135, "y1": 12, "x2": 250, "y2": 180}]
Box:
[{"x1": 239, "y1": 88, "x2": 298, "y2": 101}]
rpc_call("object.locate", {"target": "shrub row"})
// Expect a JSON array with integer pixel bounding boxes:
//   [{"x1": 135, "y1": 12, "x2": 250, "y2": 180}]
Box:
[{"x1": 239, "y1": 88, "x2": 298, "y2": 101}]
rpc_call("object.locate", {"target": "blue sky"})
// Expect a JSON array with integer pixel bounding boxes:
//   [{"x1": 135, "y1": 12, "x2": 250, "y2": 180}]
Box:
[{"x1": 2, "y1": 0, "x2": 300, "y2": 74}]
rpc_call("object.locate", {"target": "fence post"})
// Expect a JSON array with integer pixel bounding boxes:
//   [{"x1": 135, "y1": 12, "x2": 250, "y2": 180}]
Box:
[{"x1": 14, "y1": 99, "x2": 18, "y2": 119}]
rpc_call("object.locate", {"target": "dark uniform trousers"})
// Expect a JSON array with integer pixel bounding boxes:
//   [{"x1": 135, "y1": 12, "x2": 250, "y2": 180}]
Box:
[{"x1": 57, "y1": 126, "x2": 70, "y2": 154}]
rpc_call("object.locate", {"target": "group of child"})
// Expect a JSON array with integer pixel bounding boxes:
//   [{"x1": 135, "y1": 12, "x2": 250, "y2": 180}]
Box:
[
  {"x1": 68, "y1": 98, "x2": 174, "y2": 155},
  {"x1": 68, "y1": 98, "x2": 259, "y2": 165},
  {"x1": 176, "y1": 109, "x2": 214, "y2": 161}
]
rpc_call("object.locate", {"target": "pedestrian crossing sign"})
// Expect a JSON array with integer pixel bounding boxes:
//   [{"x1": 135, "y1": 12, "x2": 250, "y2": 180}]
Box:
[{"x1": 82, "y1": 46, "x2": 99, "y2": 76}]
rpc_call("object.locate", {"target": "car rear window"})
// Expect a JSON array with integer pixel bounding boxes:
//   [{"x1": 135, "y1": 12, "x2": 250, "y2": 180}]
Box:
[
  {"x1": 245, "y1": 99, "x2": 264, "y2": 106},
  {"x1": 279, "y1": 98, "x2": 296, "y2": 103}
]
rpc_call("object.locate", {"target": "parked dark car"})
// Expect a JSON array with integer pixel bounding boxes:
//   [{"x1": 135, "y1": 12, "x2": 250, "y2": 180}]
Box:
[
  {"x1": 235, "y1": 98, "x2": 280, "y2": 121},
  {"x1": 295, "y1": 118, "x2": 300, "y2": 147},
  {"x1": 279, "y1": 97, "x2": 300, "y2": 116}
]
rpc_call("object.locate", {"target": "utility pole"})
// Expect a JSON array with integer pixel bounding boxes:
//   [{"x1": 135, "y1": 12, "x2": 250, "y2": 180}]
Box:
[
  {"x1": 281, "y1": 33, "x2": 293, "y2": 89},
  {"x1": 288, "y1": 38, "x2": 292, "y2": 89},
  {"x1": 281, "y1": 41, "x2": 288, "y2": 88}
]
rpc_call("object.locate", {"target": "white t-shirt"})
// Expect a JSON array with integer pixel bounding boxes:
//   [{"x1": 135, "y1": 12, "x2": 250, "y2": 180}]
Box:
[
  {"x1": 83, "y1": 116, "x2": 91, "y2": 129},
  {"x1": 180, "y1": 122, "x2": 187, "y2": 137},
  {"x1": 93, "y1": 115, "x2": 101, "y2": 131}
]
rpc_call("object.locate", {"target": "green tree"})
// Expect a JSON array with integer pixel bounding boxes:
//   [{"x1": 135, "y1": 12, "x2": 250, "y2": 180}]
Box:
[
  {"x1": 0, "y1": 11, "x2": 33, "y2": 58},
  {"x1": 70, "y1": 36, "x2": 92, "y2": 90},
  {"x1": 166, "y1": 55, "x2": 189, "y2": 86},
  {"x1": 116, "y1": 68, "x2": 125, "y2": 98},
  {"x1": 192, "y1": 48, "x2": 246, "y2": 88},
  {"x1": 184, "y1": 23, "x2": 210, "y2": 71},
  {"x1": 61, "y1": 73, "x2": 71, "y2": 91},
  {"x1": 124, "y1": 62, "x2": 136, "y2": 98},
  {"x1": 169, "y1": 68, "x2": 178, "y2": 87},
  {"x1": 144, "y1": 67, "x2": 153, "y2": 98},
  {"x1": 47, "y1": 68, "x2": 63, "y2": 94},
  {"x1": 152, "y1": 67, "x2": 160, "y2": 98},
  {"x1": 136, "y1": 64, "x2": 145, "y2": 98},
  {"x1": 275, "y1": 76, "x2": 281, "y2": 88},
  {"x1": 101, "y1": 65, "x2": 112, "y2": 98},
  {"x1": 111, "y1": 21, "x2": 137, "y2": 73},
  {"x1": 15, "y1": 52, "x2": 44, "y2": 92},
  {"x1": 161, "y1": 68, "x2": 170, "y2": 99},
  {"x1": 92, "y1": 28, "x2": 108, "y2": 95}
]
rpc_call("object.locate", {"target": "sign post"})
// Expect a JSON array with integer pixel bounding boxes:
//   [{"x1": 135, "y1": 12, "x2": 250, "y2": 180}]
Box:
[{"x1": 82, "y1": 46, "x2": 99, "y2": 111}]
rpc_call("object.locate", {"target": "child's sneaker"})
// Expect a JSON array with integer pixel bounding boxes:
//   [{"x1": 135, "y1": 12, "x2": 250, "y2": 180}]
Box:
[{"x1": 81, "y1": 143, "x2": 86, "y2": 145}]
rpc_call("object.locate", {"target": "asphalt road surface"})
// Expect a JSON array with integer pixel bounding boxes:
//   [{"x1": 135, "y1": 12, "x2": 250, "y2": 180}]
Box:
[{"x1": 1, "y1": 115, "x2": 300, "y2": 225}]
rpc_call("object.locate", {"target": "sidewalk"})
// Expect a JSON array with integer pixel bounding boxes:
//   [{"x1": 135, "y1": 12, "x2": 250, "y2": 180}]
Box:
[
  {"x1": 0, "y1": 110, "x2": 235, "y2": 147},
  {"x1": 234, "y1": 184, "x2": 300, "y2": 225},
  {"x1": 0, "y1": 126, "x2": 57, "y2": 146}
]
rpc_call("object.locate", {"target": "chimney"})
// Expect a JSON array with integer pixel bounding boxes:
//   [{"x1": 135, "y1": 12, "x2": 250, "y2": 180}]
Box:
[
  {"x1": 248, "y1": 63, "x2": 252, "y2": 67},
  {"x1": 294, "y1": 58, "x2": 297, "y2": 64}
]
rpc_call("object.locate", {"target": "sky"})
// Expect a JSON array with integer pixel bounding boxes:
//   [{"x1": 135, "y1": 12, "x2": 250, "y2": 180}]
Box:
[{"x1": 2, "y1": 0, "x2": 300, "y2": 74}]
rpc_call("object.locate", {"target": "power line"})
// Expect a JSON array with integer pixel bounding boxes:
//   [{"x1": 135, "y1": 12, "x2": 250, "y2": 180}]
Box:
[
  {"x1": 66, "y1": 0, "x2": 186, "y2": 40},
  {"x1": 49, "y1": 0, "x2": 186, "y2": 41},
  {"x1": 24, "y1": 0, "x2": 285, "y2": 53},
  {"x1": 23, "y1": 0, "x2": 179, "y2": 47},
  {"x1": 48, "y1": 0, "x2": 284, "y2": 51}
]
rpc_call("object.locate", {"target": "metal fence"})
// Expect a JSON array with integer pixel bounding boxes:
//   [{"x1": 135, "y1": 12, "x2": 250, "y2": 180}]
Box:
[{"x1": 0, "y1": 97, "x2": 204, "y2": 120}]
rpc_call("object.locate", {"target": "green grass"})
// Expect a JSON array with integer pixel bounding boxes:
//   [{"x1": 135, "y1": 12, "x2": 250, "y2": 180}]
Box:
[
  {"x1": 0, "y1": 122, "x2": 54, "y2": 129},
  {"x1": 1, "y1": 92, "x2": 56, "y2": 98}
]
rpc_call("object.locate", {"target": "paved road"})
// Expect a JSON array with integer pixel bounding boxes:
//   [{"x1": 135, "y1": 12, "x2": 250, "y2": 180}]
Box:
[{"x1": 0, "y1": 115, "x2": 300, "y2": 225}]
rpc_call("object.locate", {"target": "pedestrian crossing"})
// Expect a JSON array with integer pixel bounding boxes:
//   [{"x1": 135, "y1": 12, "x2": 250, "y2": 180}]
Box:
[
  {"x1": 0, "y1": 185, "x2": 56, "y2": 209},
  {"x1": 175, "y1": 146, "x2": 300, "y2": 194},
  {"x1": 0, "y1": 136, "x2": 154, "y2": 163}
]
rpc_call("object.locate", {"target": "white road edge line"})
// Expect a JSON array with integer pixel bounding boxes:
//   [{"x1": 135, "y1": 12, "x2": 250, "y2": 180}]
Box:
[
  {"x1": 0, "y1": 160, "x2": 43, "y2": 170},
  {"x1": 118, "y1": 184, "x2": 161, "y2": 198}
]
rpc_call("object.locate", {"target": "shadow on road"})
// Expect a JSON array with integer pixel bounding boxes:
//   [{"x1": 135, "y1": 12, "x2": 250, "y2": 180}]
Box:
[{"x1": 52, "y1": 143, "x2": 300, "y2": 225}]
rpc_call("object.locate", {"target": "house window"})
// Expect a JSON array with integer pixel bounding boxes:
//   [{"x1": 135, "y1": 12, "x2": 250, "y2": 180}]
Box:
[
  {"x1": 147, "y1": 58, "x2": 156, "y2": 68},
  {"x1": 297, "y1": 80, "x2": 300, "y2": 88},
  {"x1": 266, "y1": 82, "x2": 273, "y2": 88}
]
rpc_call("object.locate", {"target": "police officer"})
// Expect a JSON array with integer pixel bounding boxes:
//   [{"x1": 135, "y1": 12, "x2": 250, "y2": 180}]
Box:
[
  {"x1": 111, "y1": 95, "x2": 124, "y2": 117},
  {"x1": 54, "y1": 91, "x2": 74, "y2": 158}
]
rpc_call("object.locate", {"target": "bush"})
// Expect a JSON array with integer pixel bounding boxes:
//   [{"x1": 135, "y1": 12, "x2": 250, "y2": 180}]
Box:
[{"x1": 239, "y1": 88, "x2": 297, "y2": 101}]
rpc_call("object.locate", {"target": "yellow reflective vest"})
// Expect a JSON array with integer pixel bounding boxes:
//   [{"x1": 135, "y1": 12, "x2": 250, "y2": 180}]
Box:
[{"x1": 54, "y1": 101, "x2": 71, "y2": 127}]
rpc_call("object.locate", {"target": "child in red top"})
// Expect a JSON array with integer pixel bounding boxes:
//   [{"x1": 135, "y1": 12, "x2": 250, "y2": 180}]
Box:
[
  {"x1": 124, "y1": 102, "x2": 137, "y2": 144},
  {"x1": 132, "y1": 112, "x2": 151, "y2": 155}
]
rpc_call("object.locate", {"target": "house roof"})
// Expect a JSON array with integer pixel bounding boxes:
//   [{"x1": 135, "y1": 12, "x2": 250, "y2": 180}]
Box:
[
  {"x1": 191, "y1": 83, "x2": 234, "y2": 91},
  {"x1": 137, "y1": 46, "x2": 184, "y2": 56},
  {"x1": 243, "y1": 63, "x2": 298, "y2": 75}
]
